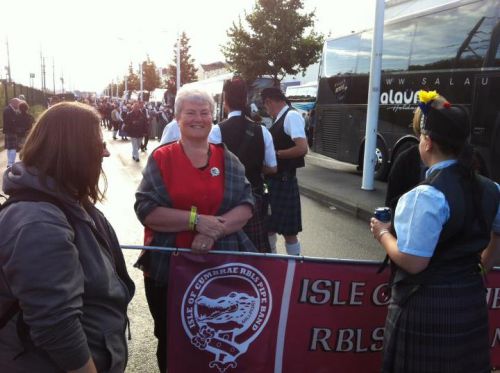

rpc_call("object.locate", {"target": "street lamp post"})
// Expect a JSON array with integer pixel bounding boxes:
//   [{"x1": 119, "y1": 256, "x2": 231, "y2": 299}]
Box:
[
  {"x1": 176, "y1": 32, "x2": 181, "y2": 92},
  {"x1": 139, "y1": 62, "x2": 144, "y2": 101}
]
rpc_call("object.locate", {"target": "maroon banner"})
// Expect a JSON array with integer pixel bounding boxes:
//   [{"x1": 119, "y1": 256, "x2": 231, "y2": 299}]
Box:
[
  {"x1": 168, "y1": 253, "x2": 288, "y2": 373},
  {"x1": 282, "y1": 260, "x2": 389, "y2": 373},
  {"x1": 167, "y1": 252, "x2": 500, "y2": 372}
]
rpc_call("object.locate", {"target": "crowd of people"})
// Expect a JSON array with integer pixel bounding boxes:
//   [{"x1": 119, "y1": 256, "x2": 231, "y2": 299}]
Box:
[
  {"x1": 0, "y1": 84, "x2": 499, "y2": 373},
  {"x1": 94, "y1": 98, "x2": 174, "y2": 157}
]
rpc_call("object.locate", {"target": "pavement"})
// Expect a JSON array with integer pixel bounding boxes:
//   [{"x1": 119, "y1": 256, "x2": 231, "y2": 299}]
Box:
[{"x1": 297, "y1": 151, "x2": 387, "y2": 222}]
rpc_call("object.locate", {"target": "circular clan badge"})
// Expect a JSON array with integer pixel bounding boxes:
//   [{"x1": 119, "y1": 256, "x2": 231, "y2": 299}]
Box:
[{"x1": 181, "y1": 263, "x2": 272, "y2": 372}]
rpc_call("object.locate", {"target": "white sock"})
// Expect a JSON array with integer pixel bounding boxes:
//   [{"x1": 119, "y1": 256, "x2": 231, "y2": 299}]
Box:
[
  {"x1": 7, "y1": 149, "x2": 17, "y2": 167},
  {"x1": 285, "y1": 241, "x2": 301, "y2": 256},
  {"x1": 268, "y1": 233, "x2": 277, "y2": 254}
]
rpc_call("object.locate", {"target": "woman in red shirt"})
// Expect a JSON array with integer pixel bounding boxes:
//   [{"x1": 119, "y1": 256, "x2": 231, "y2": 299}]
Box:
[{"x1": 134, "y1": 86, "x2": 256, "y2": 373}]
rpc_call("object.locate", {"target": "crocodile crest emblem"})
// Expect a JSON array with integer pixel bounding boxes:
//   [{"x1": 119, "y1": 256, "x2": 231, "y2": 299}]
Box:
[{"x1": 181, "y1": 263, "x2": 272, "y2": 372}]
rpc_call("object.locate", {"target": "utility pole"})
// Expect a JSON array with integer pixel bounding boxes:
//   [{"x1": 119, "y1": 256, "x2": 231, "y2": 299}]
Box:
[
  {"x1": 139, "y1": 62, "x2": 144, "y2": 101},
  {"x1": 52, "y1": 58, "x2": 56, "y2": 93},
  {"x1": 40, "y1": 48, "x2": 43, "y2": 91},
  {"x1": 43, "y1": 57, "x2": 47, "y2": 92},
  {"x1": 5, "y1": 37, "x2": 12, "y2": 83},
  {"x1": 39, "y1": 47, "x2": 47, "y2": 93},
  {"x1": 176, "y1": 32, "x2": 181, "y2": 92},
  {"x1": 60, "y1": 70, "x2": 65, "y2": 93}
]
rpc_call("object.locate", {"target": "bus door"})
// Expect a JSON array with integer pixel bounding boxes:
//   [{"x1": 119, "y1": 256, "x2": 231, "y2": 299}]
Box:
[{"x1": 471, "y1": 73, "x2": 500, "y2": 181}]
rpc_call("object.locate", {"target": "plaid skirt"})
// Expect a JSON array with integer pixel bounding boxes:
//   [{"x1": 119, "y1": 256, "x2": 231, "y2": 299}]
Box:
[
  {"x1": 243, "y1": 193, "x2": 270, "y2": 253},
  {"x1": 4, "y1": 133, "x2": 19, "y2": 150},
  {"x1": 266, "y1": 173, "x2": 302, "y2": 235},
  {"x1": 382, "y1": 276, "x2": 490, "y2": 373}
]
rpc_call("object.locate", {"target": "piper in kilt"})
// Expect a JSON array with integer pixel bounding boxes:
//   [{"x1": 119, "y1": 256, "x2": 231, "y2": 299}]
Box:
[
  {"x1": 370, "y1": 91, "x2": 500, "y2": 373},
  {"x1": 212, "y1": 78, "x2": 278, "y2": 252},
  {"x1": 261, "y1": 88, "x2": 308, "y2": 255}
]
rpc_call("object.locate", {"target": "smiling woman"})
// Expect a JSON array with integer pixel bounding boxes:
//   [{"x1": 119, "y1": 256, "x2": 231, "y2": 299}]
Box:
[
  {"x1": 176, "y1": 89, "x2": 214, "y2": 148},
  {"x1": 134, "y1": 86, "x2": 257, "y2": 372}
]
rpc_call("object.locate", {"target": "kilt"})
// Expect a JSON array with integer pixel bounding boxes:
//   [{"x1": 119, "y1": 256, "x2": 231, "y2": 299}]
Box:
[
  {"x1": 382, "y1": 276, "x2": 490, "y2": 373},
  {"x1": 243, "y1": 193, "x2": 270, "y2": 252},
  {"x1": 4, "y1": 133, "x2": 19, "y2": 150},
  {"x1": 266, "y1": 173, "x2": 302, "y2": 236}
]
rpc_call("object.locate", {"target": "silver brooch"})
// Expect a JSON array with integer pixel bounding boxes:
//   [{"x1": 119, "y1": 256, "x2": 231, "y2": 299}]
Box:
[{"x1": 210, "y1": 167, "x2": 220, "y2": 177}]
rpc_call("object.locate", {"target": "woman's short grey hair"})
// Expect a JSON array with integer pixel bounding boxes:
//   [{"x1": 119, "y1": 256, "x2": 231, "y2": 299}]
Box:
[{"x1": 174, "y1": 86, "x2": 215, "y2": 119}]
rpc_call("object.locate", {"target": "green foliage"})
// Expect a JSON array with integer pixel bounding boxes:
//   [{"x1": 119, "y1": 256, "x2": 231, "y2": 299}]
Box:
[
  {"x1": 166, "y1": 32, "x2": 198, "y2": 95},
  {"x1": 222, "y1": 0, "x2": 324, "y2": 82},
  {"x1": 126, "y1": 63, "x2": 140, "y2": 92},
  {"x1": 30, "y1": 104, "x2": 46, "y2": 121},
  {"x1": 142, "y1": 56, "x2": 161, "y2": 92}
]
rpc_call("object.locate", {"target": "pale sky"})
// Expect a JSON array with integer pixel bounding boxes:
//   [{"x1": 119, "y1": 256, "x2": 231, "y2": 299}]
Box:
[{"x1": 0, "y1": 0, "x2": 375, "y2": 92}]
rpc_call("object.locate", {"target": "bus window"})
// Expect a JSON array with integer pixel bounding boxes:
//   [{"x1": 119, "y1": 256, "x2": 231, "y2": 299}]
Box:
[
  {"x1": 356, "y1": 31, "x2": 372, "y2": 74},
  {"x1": 324, "y1": 35, "x2": 361, "y2": 77},
  {"x1": 382, "y1": 22, "x2": 414, "y2": 72},
  {"x1": 494, "y1": 32, "x2": 500, "y2": 67},
  {"x1": 455, "y1": 3, "x2": 499, "y2": 68},
  {"x1": 409, "y1": 2, "x2": 494, "y2": 70}
]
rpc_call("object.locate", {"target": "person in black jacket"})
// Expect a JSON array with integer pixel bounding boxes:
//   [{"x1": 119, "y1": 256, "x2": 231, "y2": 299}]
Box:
[
  {"x1": 16, "y1": 101, "x2": 34, "y2": 150},
  {"x1": 123, "y1": 102, "x2": 148, "y2": 162},
  {"x1": 384, "y1": 109, "x2": 425, "y2": 212},
  {"x1": 2, "y1": 98, "x2": 21, "y2": 168},
  {"x1": 211, "y1": 78, "x2": 277, "y2": 251}
]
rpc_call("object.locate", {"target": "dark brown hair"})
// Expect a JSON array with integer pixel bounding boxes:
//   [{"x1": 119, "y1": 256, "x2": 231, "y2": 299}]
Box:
[
  {"x1": 21, "y1": 102, "x2": 107, "y2": 204},
  {"x1": 223, "y1": 78, "x2": 247, "y2": 111}
]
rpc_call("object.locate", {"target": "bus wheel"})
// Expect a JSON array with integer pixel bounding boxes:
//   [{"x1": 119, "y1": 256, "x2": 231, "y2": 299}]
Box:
[
  {"x1": 374, "y1": 141, "x2": 389, "y2": 181},
  {"x1": 358, "y1": 139, "x2": 390, "y2": 181}
]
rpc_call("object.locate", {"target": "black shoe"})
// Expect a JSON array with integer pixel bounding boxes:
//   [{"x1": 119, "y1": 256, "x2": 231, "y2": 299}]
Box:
[
  {"x1": 133, "y1": 157, "x2": 139, "y2": 162},
  {"x1": 113, "y1": 136, "x2": 117, "y2": 140}
]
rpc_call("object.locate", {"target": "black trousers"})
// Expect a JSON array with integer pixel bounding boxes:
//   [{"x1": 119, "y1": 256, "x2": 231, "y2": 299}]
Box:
[{"x1": 144, "y1": 277, "x2": 168, "y2": 373}]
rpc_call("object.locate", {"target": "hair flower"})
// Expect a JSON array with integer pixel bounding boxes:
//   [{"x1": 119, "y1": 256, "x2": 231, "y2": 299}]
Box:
[{"x1": 417, "y1": 90, "x2": 439, "y2": 115}]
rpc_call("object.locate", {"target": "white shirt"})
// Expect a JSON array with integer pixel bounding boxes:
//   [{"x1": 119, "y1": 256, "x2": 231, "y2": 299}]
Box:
[
  {"x1": 210, "y1": 111, "x2": 277, "y2": 167},
  {"x1": 273, "y1": 105, "x2": 306, "y2": 139},
  {"x1": 160, "y1": 120, "x2": 180, "y2": 144}
]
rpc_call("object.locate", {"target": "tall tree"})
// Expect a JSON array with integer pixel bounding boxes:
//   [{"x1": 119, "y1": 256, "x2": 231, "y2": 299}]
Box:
[
  {"x1": 126, "y1": 63, "x2": 140, "y2": 91},
  {"x1": 222, "y1": 0, "x2": 323, "y2": 83},
  {"x1": 166, "y1": 32, "x2": 198, "y2": 95},
  {"x1": 142, "y1": 56, "x2": 161, "y2": 92}
]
